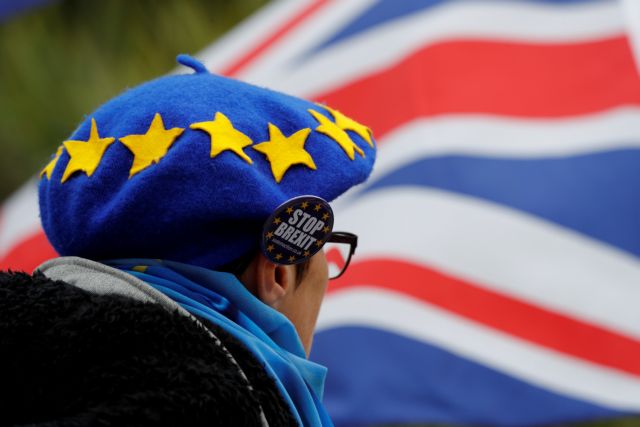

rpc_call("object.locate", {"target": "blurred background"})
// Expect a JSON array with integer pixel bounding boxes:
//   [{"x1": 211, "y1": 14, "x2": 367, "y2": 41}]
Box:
[
  {"x1": 0, "y1": 0, "x2": 267, "y2": 200},
  {"x1": 1, "y1": 1, "x2": 640, "y2": 426}
]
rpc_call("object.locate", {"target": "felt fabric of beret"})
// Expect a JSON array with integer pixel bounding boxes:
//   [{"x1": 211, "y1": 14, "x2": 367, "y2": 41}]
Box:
[{"x1": 38, "y1": 55, "x2": 376, "y2": 269}]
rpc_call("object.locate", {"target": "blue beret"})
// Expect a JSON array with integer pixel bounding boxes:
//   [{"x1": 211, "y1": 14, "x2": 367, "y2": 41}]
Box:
[{"x1": 38, "y1": 55, "x2": 376, "y2": 269}]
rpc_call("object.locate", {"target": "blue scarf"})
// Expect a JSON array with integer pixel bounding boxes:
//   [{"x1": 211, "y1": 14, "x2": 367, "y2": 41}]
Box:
[{"x1": 104, "y1": 258, "x2": 333, "y2": 427}]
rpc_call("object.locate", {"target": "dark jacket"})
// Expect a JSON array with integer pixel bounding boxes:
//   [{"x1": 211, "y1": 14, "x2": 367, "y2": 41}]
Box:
[{"x1": 0, "y1": 263, "x2": 298, "y2": 426}]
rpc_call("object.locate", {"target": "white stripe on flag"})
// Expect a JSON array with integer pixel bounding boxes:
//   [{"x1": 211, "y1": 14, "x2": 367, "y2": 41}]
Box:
[
  {"x1": 0, "y1": 179, "x2": 40, "y2": 257},
  {"x1": 237, "y1": 0, "x2": 377, "y2": 83},
  {"x1": 332, "y1": 188, "x2": 640, "y2": 339},
  {"x1": 239, "y1": 0, "x2": 625, "y2": 95},
  {"x1": 370, "y1": 107, "x2": 640, "y2": 179},
  {"x1": 621, "y1": 0, "x2": 640, "y2": 76},
  {"x1": 196, "y1": 0, "x2": 314, "y2": 74},
  {"x1": 317, "y1": 288, "x2": 640, "y2": 411}
]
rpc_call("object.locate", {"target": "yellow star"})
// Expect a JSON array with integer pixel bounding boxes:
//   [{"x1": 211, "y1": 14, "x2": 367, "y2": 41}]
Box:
[
  {"x1": 191, "y1": 112, "x2": 253, "y2": 164},
  {"x1": 274, "y1": 217, "x2": 282, "y2": 225},
  {"x1": 275, "y1": 253, "x2": 283, "y2": 261},
  {"x1": 61, "y1": 118, "x2": 115, "y2": 183},
  {"x1": 266, "y1": 231, "x2": 274, "y2": 239},
  {"x1": 322, "y1": 226, "x2": 330, "y2": 233},
  {"x1": 252, "y1": 123, "x2": 316, "y2": 183},
  {"x1": 304, "y1": 250, "x2": 311, "y2": 257},
  {"x1": 321, "y1": 104, "x2": 374, "y2": 147},
  {"x1": 288, "y1": 255, "x2": 296, "y2": 262},
  {"x1": 267, "y1": 244, "x2": 275, "y2": 252},
  {"x1": 40, "y1": 146, "x2": 64, "y2": 180},
  {"x1": 314, "y1": 204, "x2": 322, "y2": 212},
  {"x1": 315, "y1": 240, "x2": 324, "y2": 247},
  {"x1": 322, "y1": 213, "x2": 330, "y2": 221},
  {"x1": 119, "y1": 113, "x2": 184, "y2": 177},
  {"x1": 286, "y1": 207, "x2": 294, "y2": 214},
  {"x1": 300, "y1": 201, "x2": 309, "y2": 209},
  {"x1": 308, "y1": 109, "x2": 364, "y2": 160}
]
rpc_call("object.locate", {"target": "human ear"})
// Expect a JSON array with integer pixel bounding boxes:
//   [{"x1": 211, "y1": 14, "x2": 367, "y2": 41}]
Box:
[{"x1": 253, "y1": 254, "x2": 296, "y2": 308}]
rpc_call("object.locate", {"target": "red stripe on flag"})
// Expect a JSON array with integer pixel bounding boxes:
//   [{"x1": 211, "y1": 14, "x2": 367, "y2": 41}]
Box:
[
  {"x1": 329, "y1": 258, "x2": 640, "y2": 377},
  {"x1": 221, "y1": 0, "x2": 329, "y2": 77},
  {"x1": 0, "y1": 230, "x2": 56, "y2": 272},
  {"x1": 313, "y1": 37, "x2": 640, "y2": 138}
]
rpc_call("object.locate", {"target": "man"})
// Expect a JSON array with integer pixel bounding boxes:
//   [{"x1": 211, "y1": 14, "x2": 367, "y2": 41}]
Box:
[{"x1": 0, "y1": 55, "x2": 375, "y2": 426}]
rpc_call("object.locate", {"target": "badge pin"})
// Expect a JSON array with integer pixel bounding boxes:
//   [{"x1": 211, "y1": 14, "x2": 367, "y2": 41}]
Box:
[{"x1": 261, "y1": 195, "x2": 334, "y2": 265}]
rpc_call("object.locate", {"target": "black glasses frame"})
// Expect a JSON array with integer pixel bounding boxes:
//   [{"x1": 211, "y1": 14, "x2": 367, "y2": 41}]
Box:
[{"x1": 326, "y1": 231, "x2": 358, "y2": 279}]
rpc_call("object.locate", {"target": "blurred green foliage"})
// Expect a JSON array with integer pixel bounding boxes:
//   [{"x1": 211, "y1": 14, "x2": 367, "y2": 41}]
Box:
[{"x1": 0, "y1": 0, "x2": 267, "y2": 200}]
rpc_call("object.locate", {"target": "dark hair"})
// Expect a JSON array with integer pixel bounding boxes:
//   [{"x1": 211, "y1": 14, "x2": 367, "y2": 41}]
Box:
[{"x1": 218, "y1": 250, "x2": 310, "y2": 287}]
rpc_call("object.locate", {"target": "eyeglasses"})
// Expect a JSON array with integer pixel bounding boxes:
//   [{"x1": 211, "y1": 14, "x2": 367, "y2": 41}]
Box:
[{"x1": 323, "y1": 231, "x2": 358, "y2": 280}]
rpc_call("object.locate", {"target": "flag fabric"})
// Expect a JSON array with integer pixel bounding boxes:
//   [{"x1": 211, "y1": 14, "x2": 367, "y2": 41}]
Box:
[{"x1": 2, "y1": 0, "x2": 640, "y2": 425}]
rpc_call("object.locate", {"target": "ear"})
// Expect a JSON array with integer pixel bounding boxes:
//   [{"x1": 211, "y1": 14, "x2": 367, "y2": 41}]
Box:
[{"x1": 251, "y1": 253, "x2": 296, "y2": 308}]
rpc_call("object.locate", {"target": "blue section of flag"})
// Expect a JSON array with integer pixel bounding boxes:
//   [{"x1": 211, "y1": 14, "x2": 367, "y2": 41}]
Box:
[
  {"x1": 363, "y1": 148, "x2": 640, "y2": 258},
  {"x1": 0, "y1": 0, "x2": 55, "y2": 22},
  {"x1": 311, "y1": 327, "x2": 623, "y2": 427},
  {"x1": 310, "y1": 0, "x2": 611, "y2": 54}
]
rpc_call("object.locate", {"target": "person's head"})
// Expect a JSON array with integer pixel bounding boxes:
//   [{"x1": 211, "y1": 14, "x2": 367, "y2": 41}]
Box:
[
  {"x1": 236, "y1": 251, "x2": 328, "y2": 354},
  {"x1": 38, "y1": 54, "x2": 375, "y2": 352},
  {"x1": 219, "y1": 213, "x2": 358, "y2": 354}
]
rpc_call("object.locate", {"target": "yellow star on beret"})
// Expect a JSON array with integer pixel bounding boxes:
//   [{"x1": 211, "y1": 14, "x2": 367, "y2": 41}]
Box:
[
  {"x1": 61, "y1": 118, "x2": 115, "y2": 183},
  {"x1": 190, "y1": 112, "x2": 253, "y2": 164},
  {"x1": 119, "y1": 113, "x2": 184, "y2": 177},
  {"x1": 321, "y1": 105, "x2": 374, "y2": 147},
  {"x1": 253, "y1": 123, "x2": 316, "y2": 183},
  {"x1": 40, "y1": 146, "x2": 64, "y2": 180},
  {"x1": 309, "y1": 109, "x2": 364, "y2": 160}
]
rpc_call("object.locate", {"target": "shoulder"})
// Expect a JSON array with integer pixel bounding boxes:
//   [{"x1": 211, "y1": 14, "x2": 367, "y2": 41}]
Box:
[{"x1": 0, "y1": 268, "x2": 296, "y2": 426}]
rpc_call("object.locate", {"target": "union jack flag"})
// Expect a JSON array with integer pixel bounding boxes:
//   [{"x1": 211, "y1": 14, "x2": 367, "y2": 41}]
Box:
[{"x1": 2, "y1": 0, "x2": 640, "y2": 425}]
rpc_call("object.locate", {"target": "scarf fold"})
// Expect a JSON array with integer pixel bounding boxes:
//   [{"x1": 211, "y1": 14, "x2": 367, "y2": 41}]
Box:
[{"x1": 104, "y1": 258, "x2": 332, "y2": 427}]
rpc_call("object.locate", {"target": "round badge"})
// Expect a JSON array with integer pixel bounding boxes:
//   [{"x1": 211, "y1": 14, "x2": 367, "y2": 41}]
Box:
[{"x1": 260, "y1": 195, "x2": 334, "y2": 265}]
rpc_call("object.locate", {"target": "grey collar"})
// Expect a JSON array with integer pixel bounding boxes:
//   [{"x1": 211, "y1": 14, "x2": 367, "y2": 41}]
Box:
[{"x1": 37, "y1": 256, "x2": 190, "y2": 316}]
